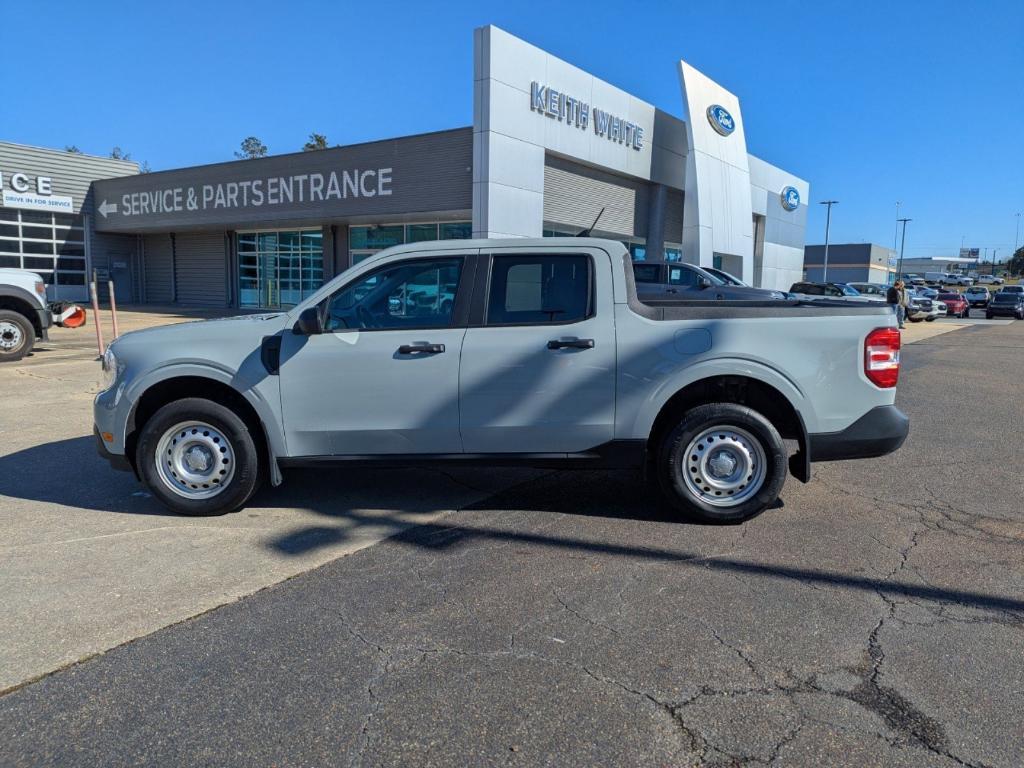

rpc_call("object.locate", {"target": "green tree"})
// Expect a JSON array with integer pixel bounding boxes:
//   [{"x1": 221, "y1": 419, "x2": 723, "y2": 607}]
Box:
[
  {"x1": 1008, "y1": 246, "x2": 1024, "y2": 277},
  {"x1": 109, "y1": 147, "x2": 132, "y2": 160},
  {"x1": 302, "y1": 133, "x2": 329, "y2": 151},
  {"x1": 235, "y1": 136, "x2": 268, "y2": 160},
  {"x1": 65, "y1": 145, "x2": 82, "y2": 153}
]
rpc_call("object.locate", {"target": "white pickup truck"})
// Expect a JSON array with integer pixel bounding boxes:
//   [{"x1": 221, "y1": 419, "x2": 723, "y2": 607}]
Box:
[
  {"x1": 0, "y1": 268, "x2": 87, "y2": 362},
  {"x1": 0, "y1": 268, "x2": 54, "y2": 362},
  {"x1": 94, "y1": 238, "x2": 909, "y2": 523}
]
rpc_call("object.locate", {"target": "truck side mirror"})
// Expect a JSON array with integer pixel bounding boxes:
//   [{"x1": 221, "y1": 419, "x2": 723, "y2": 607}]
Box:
[
  {"x1": 697, "y1": 276, "x2": 712, "y2": 289},
  {"x1": 294, "y1": 306, "x2": 324, "y2": 335}
]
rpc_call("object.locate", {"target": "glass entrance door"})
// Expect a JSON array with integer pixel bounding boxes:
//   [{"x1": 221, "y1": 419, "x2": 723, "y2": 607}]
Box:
[{"x1": 238, "y1": 230, "x2": 324, "y2": 309}]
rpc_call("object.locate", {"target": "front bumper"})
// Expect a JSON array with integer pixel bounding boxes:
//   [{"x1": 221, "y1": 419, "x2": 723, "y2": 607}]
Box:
[
  {"x1": 94, "y1": 426, "x2": 133, "y2": 472},
  {"x1": 809, "y1": 405, "x2": 909, "y2": 462},
  {"x1": 35, "y1": 306, "x2": 51, "y2": 340}
]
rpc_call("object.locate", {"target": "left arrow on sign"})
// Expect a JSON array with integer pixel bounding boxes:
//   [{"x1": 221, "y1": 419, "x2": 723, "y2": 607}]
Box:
[{"x1": 98, "y1": 199, "x2": 118, "y2": 218}]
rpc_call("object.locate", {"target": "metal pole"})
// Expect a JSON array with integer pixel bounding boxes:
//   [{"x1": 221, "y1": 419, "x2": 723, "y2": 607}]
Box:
[
  {"x1": 896, "y1": 218, "x2": 911, "y2": 278},
  {"x1": 107, "y1": 279, "x2": 120, "y2": 341},
  {"x1": 1015, "y1": 213, "x2": 1021, "y2": 254},
  {"x1": 90, "y1": 272, "x2": 105, "y2": 356},
  {"x1": 819, "y1": 200, "x2": 838, "y2": 281},
  {"x1": 894, "y1": 202, "x2": 901, "y2": 250}
]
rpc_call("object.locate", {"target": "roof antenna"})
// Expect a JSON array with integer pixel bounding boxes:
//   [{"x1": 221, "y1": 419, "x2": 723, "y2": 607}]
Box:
[{"x1": 576, "y1": 207, "x2": 606, "y2": 237}]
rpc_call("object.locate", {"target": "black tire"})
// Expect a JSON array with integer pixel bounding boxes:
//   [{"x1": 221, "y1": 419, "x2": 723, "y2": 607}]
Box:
[
  {"x1": 136, "y1": 397, "x2": 261, "y2": 516},
  {"x1": 0, "y1": 309, "x2": 35, "y2": 362},
  {"x1": 986, "y1": 313, "x2": 993, "y2": 320},
  {"x1": 925, "y1": 316, "x2": 936, "y2": 322},
  {"x1": 657, "y1": 403, "x2": 787, "y2": 524},
  {"x1": 963, "y1": 309, "x2": 970, "y2": 318}
]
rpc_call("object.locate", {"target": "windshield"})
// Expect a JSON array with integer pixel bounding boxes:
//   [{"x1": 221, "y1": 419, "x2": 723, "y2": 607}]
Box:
[
  {"x1": 840, "y1": 285, "x2": 861, "y2": 296},
  {"x1": 993, "y1": 293, "x2": 1019, "y2": 303},
  {"x1": 938, "y1": 293, "x2": 959, "y2": 300}
]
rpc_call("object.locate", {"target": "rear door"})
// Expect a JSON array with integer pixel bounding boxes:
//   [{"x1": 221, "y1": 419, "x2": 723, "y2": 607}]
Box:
[{"x1": 459, "y1": 248, "x2": 616, "y2": 454}]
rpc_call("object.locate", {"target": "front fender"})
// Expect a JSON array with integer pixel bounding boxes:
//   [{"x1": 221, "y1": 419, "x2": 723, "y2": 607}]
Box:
[{"x1": 115, "y1": 361, "x2": 286, "y2": 460}]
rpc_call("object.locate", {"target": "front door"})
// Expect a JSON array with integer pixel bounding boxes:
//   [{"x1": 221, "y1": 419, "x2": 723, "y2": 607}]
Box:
[
  {"x1": 459, "y1": 249, "x2": 617, "y2": 454},
  {"x1": 278, "y1": 253, "x2": 473, "y2": 457}
]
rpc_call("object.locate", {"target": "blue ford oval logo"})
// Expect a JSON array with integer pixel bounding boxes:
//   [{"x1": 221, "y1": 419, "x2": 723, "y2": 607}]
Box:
[
  {"x1": 780, "y1": 186, "x2": 800, "y2": 211},
  {"x1": 706, "y1": 104, "x2": 735, "y2": 136}
]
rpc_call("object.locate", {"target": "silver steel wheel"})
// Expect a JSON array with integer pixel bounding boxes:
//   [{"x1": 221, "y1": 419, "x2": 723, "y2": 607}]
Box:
[
  {"x1": 155, "y1": 421, "x2": 236, "y2": 500},
  {"x1": 682, "y1": 425, "x2": 767, "y2": 507},
  {"x1": 0, "y1": 320, "x2": 24, "y2": 352}
]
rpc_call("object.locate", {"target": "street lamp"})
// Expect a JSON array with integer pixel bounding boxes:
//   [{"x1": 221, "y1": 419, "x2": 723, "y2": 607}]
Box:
[
  {"x1": 896, "y1": 218, "x2": 911, "y2": 278},
  {"x1": 894, "y1": 201, "x2": 901, "y2": 250},
  {"x1": 1015, "y1": 212, "x2": 1021, "y2": 254},
  {"x1": 819, "y1": 200, "x2": 838, "y2": 281}
]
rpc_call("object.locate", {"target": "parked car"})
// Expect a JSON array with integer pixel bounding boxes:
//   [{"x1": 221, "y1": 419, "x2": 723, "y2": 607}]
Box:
[
  {"x1": 789, "y1": 282, "x2": 882, "y2": 302},
  {"x1": 913, "y1": 286, "x2": 939, "y2": 300},
  {"x1": 978, "y1": 275, "x2": 1003, "y2": 285},
  {"x1": 846, "y1": 282, "x2": 889, "y2": 299},
  {"x1": 928, "y1": 300, "x2": 946, "y2": 321},
  {"x1": 94, "y1": 237, "x2": 908, "y2": 523},
  {"x1": 900, "y1": 274, "x2": 925, "y2": 286},
  {"x1": 997, "y1": 285, "x2": 1024, "y2": 295},
  {"x1": 937, "y1": 292, "x2": 970, "y2": 318},
  {"x1": 906, "y1": 296, "x2": 933, "y2": 323},
  {"x1": 635, "y1": 263, "x2": 788, "y2": 301},
  {"x1": 986, "y1": 291, "x2": 1024, "y2": 320},
  {"x1": 952, "y1": 274, "x2": 974, "y2": 287},
  {"x1": 963, "y1": 286, "x2": 990, "y2": 307}
]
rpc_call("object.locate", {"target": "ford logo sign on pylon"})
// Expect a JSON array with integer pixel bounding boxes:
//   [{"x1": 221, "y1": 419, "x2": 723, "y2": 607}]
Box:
[
  {"x1": 781, "y1": 186, "x2": 800, "y2": 211},
  {"x1": 706, "y1": 104, "x2": 735, "y2": 136}
]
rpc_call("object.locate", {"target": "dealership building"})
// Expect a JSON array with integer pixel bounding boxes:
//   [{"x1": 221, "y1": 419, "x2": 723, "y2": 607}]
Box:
[{"x1": 0, "y1": 26, "x2": 809, "y2": 308}]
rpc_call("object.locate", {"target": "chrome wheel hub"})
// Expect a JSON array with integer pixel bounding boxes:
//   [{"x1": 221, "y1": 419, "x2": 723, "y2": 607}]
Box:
[
  {"x1": 682, "y1": 426, "x2": 767, "y2": 507},
  {"x1": 155, "y1": 421, "x2": 235, "y2": 500},
  {"x1": 0, "y1": 321, "x2": 23, "y2": 352}
]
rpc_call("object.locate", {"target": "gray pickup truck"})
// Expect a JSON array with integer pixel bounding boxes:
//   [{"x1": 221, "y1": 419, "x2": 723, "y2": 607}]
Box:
[{"x1": 95, "y1": 238, "x2": 908, "y2": 523}]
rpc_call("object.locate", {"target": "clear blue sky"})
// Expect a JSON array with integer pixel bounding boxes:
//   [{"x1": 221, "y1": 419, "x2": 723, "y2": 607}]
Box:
[{"x1": 3, "y1": 0, "x2": 1022, "y2": 259}]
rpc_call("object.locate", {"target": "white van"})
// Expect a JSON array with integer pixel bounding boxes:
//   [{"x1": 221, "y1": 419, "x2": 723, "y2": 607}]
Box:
[{"x1": 924, "y1": 271, "x2": 947, "y2": 284}]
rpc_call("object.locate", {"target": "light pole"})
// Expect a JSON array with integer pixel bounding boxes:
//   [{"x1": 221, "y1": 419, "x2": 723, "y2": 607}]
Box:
[
  {"x1": 896, "y1": 218, "x2": 911, "y2": 278},
  {"x1": 820, "y1": 200, "x2": 838, "y2": 281},
  {"x1": 991, "y1": 249, "x2": 998, "y2": 276},
  {"x1": 1015, "y1": 212, "x2": 1021, "y2": 254},
  {"x1": 894, "y1": 201, "x2": 901, "y2": 250}
]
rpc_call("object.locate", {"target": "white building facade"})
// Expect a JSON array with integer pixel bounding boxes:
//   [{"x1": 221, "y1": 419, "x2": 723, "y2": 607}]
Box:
[{"x1": 472, "y1": 26, "x2": 809, "y2": 290}]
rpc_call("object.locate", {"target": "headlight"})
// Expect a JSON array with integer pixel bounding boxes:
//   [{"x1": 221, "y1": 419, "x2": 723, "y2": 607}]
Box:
[{"x1": 101, "y1": 347, "x2": 118, "y2": 390}]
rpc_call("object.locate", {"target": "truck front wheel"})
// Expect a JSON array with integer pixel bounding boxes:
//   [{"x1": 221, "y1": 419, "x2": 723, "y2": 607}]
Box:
[
  {"x1": 657, "y1": 403, "x2": 787, "y2": 524},
  {"x1": 136, "y1": 397, "x2": 261, "y2": 516},
  {"x1": 0, "y1": 309, "x2": 35, "y2": 362}
]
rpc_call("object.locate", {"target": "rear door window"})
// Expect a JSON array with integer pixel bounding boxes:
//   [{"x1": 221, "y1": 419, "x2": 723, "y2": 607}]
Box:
[{"x1": 486, "y1": 254, "x2": 592, "y2": 326}]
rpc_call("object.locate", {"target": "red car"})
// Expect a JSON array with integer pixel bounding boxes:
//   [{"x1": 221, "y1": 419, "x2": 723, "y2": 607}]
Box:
[{"x1": 938, "y1": 292, "x2": 970, "y2": 318}]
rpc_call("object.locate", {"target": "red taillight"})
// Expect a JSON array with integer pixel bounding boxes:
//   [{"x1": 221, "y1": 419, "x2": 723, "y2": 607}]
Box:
[{"x1": 864, "y1": 327, "x2": 901, "y2": 388}]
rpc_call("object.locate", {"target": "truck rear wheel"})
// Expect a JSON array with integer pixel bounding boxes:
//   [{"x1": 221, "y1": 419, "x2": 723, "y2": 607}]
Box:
[
  {"x1": 0, "y1": 309, "x2": 34, "y2": 362},
  {"x1": 657, "y1": 403, "x2": 787, "y2": 524},
  {"x1": 136, "y1": 397, "x2": 261, "y2": 516}
]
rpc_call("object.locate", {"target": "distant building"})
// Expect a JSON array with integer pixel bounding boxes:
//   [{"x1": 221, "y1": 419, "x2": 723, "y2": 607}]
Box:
[
  {"x1": 897, "y1": 256, "x2": 980, "y2": 275},
  {"x1": 802, "y1": 243, "x2": 897, "y2": 285}
]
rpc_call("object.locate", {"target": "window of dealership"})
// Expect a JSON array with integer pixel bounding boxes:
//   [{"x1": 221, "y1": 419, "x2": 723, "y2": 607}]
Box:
[
  {"x1": 0, "y1": 208, "x2": 87, "y2": 295},
  {"x1": 349, "y1": 221, "x2": 472, "y2": 264}
]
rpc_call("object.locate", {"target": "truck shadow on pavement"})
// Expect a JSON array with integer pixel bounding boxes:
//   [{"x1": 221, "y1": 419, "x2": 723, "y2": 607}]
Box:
[{"x1": 3, "y1": 436, "x2": 1023, "y2": 619}]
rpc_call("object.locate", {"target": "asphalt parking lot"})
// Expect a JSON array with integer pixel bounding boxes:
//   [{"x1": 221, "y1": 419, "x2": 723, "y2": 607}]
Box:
[{"x1": 1, "y1": 311, "x2": 1022, "y2": 767}]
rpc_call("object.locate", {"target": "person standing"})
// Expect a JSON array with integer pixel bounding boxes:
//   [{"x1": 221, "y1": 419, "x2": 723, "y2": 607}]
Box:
[{"x1": 888, "y1": 280, "x2": 906, "y2": 329}]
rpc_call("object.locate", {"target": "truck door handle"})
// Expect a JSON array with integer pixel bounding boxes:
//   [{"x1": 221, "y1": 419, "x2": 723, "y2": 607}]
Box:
[
  {"x1": 547, "y1": 338, "x2": 595, "y2": 350},
  {"x1": 398, "y1": 343, "x2": 445, "y2": 354}
]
